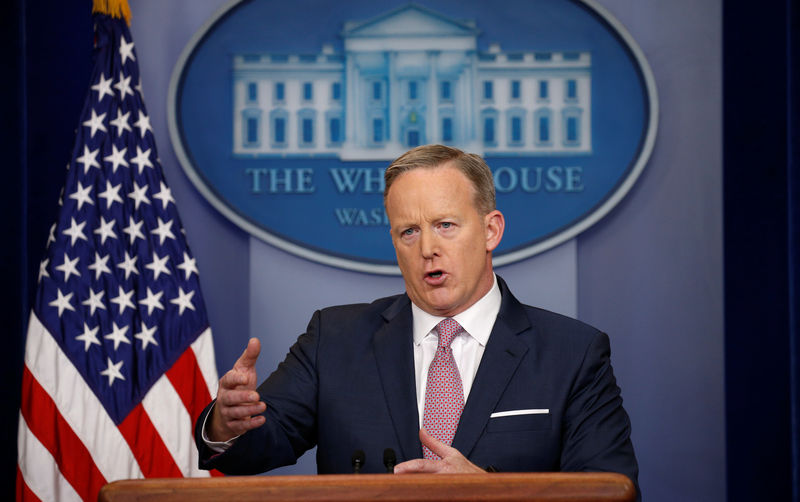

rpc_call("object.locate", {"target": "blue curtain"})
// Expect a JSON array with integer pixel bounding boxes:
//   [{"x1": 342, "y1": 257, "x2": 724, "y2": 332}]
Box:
[
  {"x1": 790, "y1": 0, "x2": 799, "y2": 498},
  {"x1": 724, "y1": 1, "x2": 799, "y2": 500}
]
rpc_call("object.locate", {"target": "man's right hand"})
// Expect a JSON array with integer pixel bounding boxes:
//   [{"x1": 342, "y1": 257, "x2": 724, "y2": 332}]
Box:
[{"x1": 207, "y1": 337, "x2": 267, "y2": 442}]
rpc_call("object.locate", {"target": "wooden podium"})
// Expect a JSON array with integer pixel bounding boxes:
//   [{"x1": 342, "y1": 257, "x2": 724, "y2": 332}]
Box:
[{"x1": 98, "y1": 472, "x2": 635, "y2": 502}]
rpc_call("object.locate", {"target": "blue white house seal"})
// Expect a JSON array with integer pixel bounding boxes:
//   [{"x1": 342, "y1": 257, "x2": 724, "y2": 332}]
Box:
[{"x1": 168, "y1": 0, "x2": 658, "y2": 274}]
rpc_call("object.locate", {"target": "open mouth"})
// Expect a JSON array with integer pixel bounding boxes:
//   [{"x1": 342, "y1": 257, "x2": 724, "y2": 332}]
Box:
[{"x1": 426, "y1": 271, "x2": 443, "y2": 279}]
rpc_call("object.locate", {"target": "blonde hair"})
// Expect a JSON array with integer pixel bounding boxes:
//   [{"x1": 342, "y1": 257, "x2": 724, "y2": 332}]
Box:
[{"x1": 383, "y1": 144, "x2": 496, "y2": 214}]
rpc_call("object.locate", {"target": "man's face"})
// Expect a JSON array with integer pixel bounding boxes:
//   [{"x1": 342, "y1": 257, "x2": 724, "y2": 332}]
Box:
[{"x1": 385, "y1": 163, "x2": 504, "y2": 317}]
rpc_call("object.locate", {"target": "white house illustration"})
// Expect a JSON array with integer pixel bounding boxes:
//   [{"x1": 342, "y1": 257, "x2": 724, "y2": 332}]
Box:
[{"x1": 232, "y1": 3, "x2": 592, "y2": 160}]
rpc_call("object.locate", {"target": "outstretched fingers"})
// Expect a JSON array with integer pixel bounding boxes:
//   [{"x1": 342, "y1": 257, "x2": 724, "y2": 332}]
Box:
[
  {"x1": 419, "y1": 427, "x2": 457, "y2": 459},
  {"x1": 233, "y1": 337, "x2": 261, "y2": 374},
  {"x1": 208, "y1": 338, "x2": 266, "y2": 441},
  {"x1": 393, "y1": 429, "x2": 485, "y2": 474}
]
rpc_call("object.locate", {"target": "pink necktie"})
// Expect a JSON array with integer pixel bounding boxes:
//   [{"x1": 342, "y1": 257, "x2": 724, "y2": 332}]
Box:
[{"x1": 422, "y1": 318, "x2": 465, "y2": 459}]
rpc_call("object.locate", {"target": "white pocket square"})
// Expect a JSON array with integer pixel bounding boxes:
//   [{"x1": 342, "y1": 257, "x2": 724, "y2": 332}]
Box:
[{"x1": 490, "y1": 409, "x2": 550, "y2": 418}]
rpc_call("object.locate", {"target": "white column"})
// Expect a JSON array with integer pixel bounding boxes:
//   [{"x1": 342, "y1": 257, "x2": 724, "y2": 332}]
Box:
[
  {"x1": 458, "y1": 69, "x2": 467, "y2": 143},
  {"x1": 346, "y1": 54, "x2": 361, "y2": 147},
  {"x1": 389, "y1": 51, "x2": 400, "y2": 145},
  {"x1": 428, "y1": 51, "x2": 439, "y2": 143},
  {"x1": 469, "y1": 53, "x2": 478, "y2": 144}
]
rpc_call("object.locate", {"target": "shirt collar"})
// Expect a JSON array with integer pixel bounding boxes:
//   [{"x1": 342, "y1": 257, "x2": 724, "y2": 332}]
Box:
[{"x1": 411, "y1": 274, "x2": 501, "y2": 346}]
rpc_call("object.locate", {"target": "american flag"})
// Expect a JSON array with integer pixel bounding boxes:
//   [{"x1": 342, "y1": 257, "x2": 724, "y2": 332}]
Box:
[{"x1": 16, "y1": 13, "x2": 221, "y2": 501}]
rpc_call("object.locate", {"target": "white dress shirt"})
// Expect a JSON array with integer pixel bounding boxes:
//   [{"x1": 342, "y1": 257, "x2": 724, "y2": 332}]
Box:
[{"x1": 411, "y1": 274, "x2": 502, "y2": 427}]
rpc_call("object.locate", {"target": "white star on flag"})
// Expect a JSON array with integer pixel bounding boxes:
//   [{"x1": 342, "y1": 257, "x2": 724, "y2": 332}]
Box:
[
  {"x1": 139, "y1": 287, "x2": 164, "y2": 315},
  {"x1": 134, "y1": 323, "x2": 159, "y2": 350},
  {"x1": 69, "y1": 181, "x2": 94, "y2": 209},
  {"x1": 91, "y1": 73, "x2": 114, "y2": 101},
  {"x1": 76, "y1": 145, "x2": 101, "y2": 173},
  {"x1": 117, "y1": 251, "x2": 140, "y2": 279},
  {"x1": 38, "y1": 258, "x2": 50, "y2": 282},
  {"x1": 55, "y1": 252, "x2": 81, "y2": 282},
  {"x1": 170, "y1": 287, "x2": 196, "y2": 315},
  {"x1": 94, "y1": 216, "x2": 117, "y2": 244},
  {"x1": 177, "y1": 252, "x2": 198, "y2": 279},
  {"x1": 81, "y1": 288, "x2": 106, "y2": 316},
  {"x1": 110, "y1": 108, "x2": 132, "y2": 137},
  {"x1": 104, "y1": 144, "x2": 129, "y2": 172},
  {"x1": 99, "y1": 358, "x2": 126, "y2": 386},
  {"x1": 151, "y1": 217, "x2": 175, "y2": 245},
  {"x1": 62, "y1": 217, "x2": 88, "y2": 246},
  {"x1": 119, "y1": 35, "x2": 136, "y2": 64},
  {"x1": 82, "y1": 108, "x2": 108, "y2": 138},
  {"x1": 145, "y1": 252, "x2": 171, "y2": 279},
  {"x1": 123, "y1": 216, "x2": 145, "y2": 244},
  {"x1": 130, "y1": 145, "x2": 153, "y2": 173},
  {"x1": 48, "y1": 289, "x2": 75, "y2": 316},
  {"x1": 46, "y1": 223, "x2": 56, "y2": 247},
  {"x1": 104, "y1": 321, "x2": 131, "y2": 350},
  {"x1": 88, "y1": 251, "x2": 111, "y2": 279},
  {"x1": 110, "y1": 285, "x2": 136, "y2": 315},
  {"x1": 134, "y1": 111, "x2": 153, "y2": 138},
  {"x1": 114, "y1": 71, "x2": 134, "y2": 99},
  {"x1": 153, "y1": 181, "x2": 175, "y2": 209},
  {"x1": 128, "y1": 180, "x2": 150, "y2": 209},
  {"x1": 98, "y1": 180, "x2": 124, "y2": 208},
  {"x1": 76, "y1": 322, "x2": 101, "y2": 351}
]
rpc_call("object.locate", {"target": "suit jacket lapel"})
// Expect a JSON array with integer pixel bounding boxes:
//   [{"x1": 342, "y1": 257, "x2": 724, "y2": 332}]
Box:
[
  {"x1": 452, "y1": 278, "x2": 531, "y2": 458},
  {"x1": 373, "y1": 295, "x2": 421, "y2": 461}
]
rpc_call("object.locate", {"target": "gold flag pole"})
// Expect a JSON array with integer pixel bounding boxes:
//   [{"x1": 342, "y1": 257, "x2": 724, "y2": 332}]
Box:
[{"x1": 92, "y1": 0, "x2": 132, "y2": 24}]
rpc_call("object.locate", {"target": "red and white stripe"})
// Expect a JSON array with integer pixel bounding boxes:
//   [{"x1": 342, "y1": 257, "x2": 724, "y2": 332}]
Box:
[{"x1": 17, "y1": 313, "x2": 221, "y2": 502}]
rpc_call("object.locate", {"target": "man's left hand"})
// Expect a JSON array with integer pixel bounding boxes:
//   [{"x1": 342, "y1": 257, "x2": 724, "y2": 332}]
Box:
[{"x1": 393, "y1": 428, "x2": 487, "y2": 474}]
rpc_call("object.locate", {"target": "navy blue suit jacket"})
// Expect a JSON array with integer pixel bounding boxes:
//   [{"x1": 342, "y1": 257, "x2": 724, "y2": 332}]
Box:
[{"x1": 195, "y1": 278, "x2": 639, "y2": 495}]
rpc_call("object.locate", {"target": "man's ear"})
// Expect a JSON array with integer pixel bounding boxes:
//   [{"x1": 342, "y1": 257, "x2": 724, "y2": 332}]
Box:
[{"x1": 484, "y1": 210, "x2": 505, "y2": 252}]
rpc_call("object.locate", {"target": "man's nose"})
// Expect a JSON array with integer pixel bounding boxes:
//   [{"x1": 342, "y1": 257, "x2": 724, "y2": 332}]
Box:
[{"x1": 419, "y1": 228, "x2": 439, "y2": 259}]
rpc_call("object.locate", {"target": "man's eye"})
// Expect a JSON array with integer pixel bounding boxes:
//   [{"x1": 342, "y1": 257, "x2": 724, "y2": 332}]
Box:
[
  {"x1": 402, "y1": 228, "x2": 415, "y2": 236},
  {"x1": 440, "y1": 222, "x2": 453, "y2": 229}
]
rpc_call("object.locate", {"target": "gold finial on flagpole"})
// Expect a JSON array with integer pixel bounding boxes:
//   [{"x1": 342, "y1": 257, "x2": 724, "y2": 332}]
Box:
[{"x1": 92, "y1": 0, "x2": 132, "y2": 25}]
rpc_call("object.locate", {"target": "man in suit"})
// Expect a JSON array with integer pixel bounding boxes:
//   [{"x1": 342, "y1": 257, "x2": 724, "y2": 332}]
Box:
[{"x1": 195, "y1": 145, "x2": 639, "y2": 496}]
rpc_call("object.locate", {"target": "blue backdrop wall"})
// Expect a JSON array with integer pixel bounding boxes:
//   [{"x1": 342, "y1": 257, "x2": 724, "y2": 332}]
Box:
[{"x1": 2, "y1": 1, "x2": 797, "y2": 501}]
